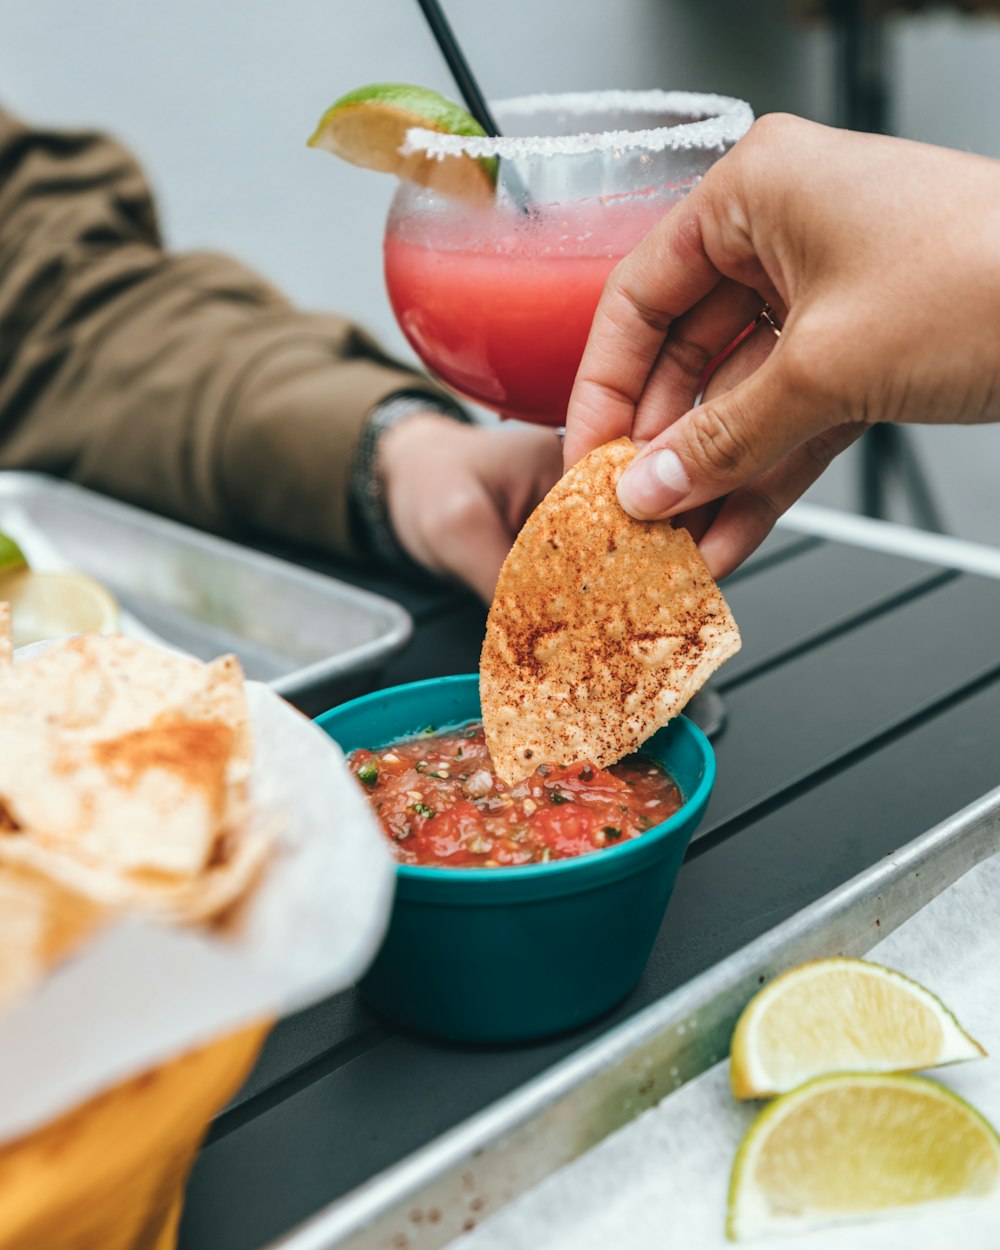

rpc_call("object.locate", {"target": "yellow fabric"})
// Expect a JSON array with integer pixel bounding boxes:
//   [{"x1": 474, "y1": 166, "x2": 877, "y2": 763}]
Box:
[{"x1": 0, "y1": 1021, "x2": 270, "y2": 1250}]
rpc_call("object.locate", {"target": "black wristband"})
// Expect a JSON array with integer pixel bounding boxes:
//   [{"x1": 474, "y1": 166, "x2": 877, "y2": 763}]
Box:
[{"x1": 349, "y1": 391, "x2": 470, "y2": 571}]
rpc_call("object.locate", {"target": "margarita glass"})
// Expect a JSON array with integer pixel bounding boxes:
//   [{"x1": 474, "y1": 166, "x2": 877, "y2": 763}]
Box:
[{"x1": 384, "y1": 90, "x2": 753, "y2": 427}]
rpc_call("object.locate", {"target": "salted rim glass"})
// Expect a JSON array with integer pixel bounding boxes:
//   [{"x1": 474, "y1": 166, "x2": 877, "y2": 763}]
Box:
[
  {"x1": 384, "y1": 90, "x2": 753, "y2": 427},
  {"x1": 404, "y1": 89, "x2": 752, "y2": 197}
]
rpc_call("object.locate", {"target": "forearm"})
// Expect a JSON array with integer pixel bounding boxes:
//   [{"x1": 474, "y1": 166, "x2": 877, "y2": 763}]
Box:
[{"x1": 0, "y1": 106, "x2": 456, "y2": 560}]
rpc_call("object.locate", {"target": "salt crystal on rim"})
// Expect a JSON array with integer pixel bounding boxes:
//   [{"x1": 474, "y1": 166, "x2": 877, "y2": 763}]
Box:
[{"x1": 400, "y1": 89, "x2": 752, "y2": 162}]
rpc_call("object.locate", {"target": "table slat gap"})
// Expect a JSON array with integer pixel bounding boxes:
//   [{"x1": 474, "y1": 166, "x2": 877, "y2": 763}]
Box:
[
  {"x1": 207, "y1": 1022, "x2": 395, "y2": 1147},
  {"x1": 720, "y1": 534, "x2": 825, "y2": 584},
  {"x1": 690, "y1": 660, "x2": 1000, "y2": 859},
  {"x1": 716, "y1": 567, "x2": 960, "y2": 692}
]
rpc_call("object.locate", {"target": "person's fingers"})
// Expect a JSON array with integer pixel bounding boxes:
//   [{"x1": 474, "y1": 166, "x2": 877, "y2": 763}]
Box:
[
  {"x1": 616, "y1": 346, "x2": 851, "y2": 520},
  {"x1": 414, "y1": 482, "x2": 517, "y2": 603},
  {"x1": 564, "y1": 199, "x2": 724, "y2": 469},
  {"x1": 631, "y1": 281, "x2": 769, "y2": 445},
  {"x1": 667, "y1": 317, "x2": 799, "y2": 547},
  {"x1": 444, "y1": 523, "x2": 514, "y2": 602},
  {"x1": 700, "y1": 315, "x2": 783, "y2": 405},
  {"x1": 671, "y1": 500, "x2": 722, "y2": 546},
  {"x1": 696, "y1": 423, "x2": 865, "y2": 579},
  {"x1": 477, "y1": 426, "x2": 563, "y2": 532},
  {"x1": 384, "y1": 420, "x2": 564, "y2": 602},
  {"x1": 460, "y1": 428, "x2": 562, "y2": 598}
]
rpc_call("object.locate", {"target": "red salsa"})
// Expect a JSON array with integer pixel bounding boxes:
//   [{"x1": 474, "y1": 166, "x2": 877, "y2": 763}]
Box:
[{"x1": 348, "y1": 721, "x2": 683, "y2": 868}]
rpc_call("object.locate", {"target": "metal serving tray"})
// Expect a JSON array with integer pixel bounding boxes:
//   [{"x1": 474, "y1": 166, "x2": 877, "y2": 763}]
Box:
[
  {"x1": 271, "y1": 784, "x2": 1000, "y2": 1250},
  {"x1": 0, "y1": 473, "x2": 411, "y2": 715}
]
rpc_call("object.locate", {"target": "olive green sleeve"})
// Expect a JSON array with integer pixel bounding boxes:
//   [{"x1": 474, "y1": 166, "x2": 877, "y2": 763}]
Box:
[{"x1": 0, "y1": 105, "x2": 454, "y2": 559}]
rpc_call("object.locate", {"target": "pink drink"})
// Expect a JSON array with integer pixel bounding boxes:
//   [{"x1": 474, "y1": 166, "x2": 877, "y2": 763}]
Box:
[
  {"x1": 384, "y1": 195, "x2": 671, "y2": 426},
  {"x1": 384, "y1": 91, "x2": 753, "y2": 426}
]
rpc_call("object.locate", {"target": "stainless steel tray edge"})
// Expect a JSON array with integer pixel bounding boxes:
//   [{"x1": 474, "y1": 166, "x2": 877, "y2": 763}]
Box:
[
  {"x1": 0, "y1": 472, "x2": 413, "y2": 710},
  {"x1": 270, "y1": 783, "x2": 1000, "y2": 1250}
]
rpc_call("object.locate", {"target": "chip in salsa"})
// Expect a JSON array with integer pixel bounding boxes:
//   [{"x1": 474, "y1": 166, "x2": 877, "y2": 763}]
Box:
[{"x1": 348, "y1": 721, "x2": 683, "y2": 868}]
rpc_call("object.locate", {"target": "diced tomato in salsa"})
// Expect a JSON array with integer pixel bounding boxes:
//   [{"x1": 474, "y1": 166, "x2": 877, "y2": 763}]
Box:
[{"x1": 348, "y1": 721, "x2": 682, "y2": 868}]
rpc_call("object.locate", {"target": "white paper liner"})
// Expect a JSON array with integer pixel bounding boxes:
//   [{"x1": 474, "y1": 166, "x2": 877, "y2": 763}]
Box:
[
  {"x1": 0, "y1": 679, "x2": 395, "y2": 1145},
  {"x1": 402, "y1": 91, "x2": 753, "y2": 162},
  {"x1": 457, "y1": 851, "x2": 1000, "y2": 1249}
]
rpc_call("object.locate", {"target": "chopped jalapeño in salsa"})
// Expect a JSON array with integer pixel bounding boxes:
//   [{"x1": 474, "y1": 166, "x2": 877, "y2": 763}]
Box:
[{"x1": 357, "y1": 760, "x2": 379, "y2": 786}]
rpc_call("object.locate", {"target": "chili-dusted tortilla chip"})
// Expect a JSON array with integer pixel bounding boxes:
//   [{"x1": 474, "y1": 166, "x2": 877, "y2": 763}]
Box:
[
  {"x1": 0, "y1": 632, "x2": 269, "y2": 921},
  {"x1": 0, "y1": 634, "x2": 245, "y2": 751},
  {"x1": 0, "y1": 807, "x2": 276, "y2": 926},
  {"x1": 481, "y1": 438, "x2": 740, "y2": 784},
  {"x1": 0, "y1": 636, "x2": 250, "y2": 878}
]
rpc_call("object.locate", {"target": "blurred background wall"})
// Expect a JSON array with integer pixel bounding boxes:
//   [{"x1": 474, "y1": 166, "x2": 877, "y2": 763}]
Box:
[{"x1": 2, "y1": 1, "x2": 999, "y2": 541}]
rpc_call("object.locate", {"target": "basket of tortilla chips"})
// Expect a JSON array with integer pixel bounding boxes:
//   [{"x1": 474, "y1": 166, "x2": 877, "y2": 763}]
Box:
[{"x1": 0, "y1": 609, "x2": 394, "y2": 1250}]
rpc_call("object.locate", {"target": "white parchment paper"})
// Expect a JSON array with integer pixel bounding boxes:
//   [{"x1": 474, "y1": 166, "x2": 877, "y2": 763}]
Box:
[
  {"x1": 457, "y1": 852, "x2": 1000, "y2": 1248},
  {"x1": 0, "y1": 680, "x2": 396, "y2": 1145}
]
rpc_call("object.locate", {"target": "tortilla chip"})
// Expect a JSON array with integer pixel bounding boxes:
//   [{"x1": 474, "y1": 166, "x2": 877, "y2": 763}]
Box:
[
  {"x1": 0, "y1": 634, "x2": 235, "y2": 740},
  {"x1": 0, "y1": 809, "x2": 275, "y2": 926},
  {"x1": 0, "y1": 863, "x2": 106, "y2": 1012},
  {"x1": 0, "y1": 634, "x2": 269, "y2": 920},
  {"x1": 0, "y1": 717, "x2": 234, "y2": 877},
  {"x1": 481, "y1": 438, "x2": 740, "y2": 784}
]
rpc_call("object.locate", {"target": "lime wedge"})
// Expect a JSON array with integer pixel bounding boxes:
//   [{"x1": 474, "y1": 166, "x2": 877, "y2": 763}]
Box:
[
  {"x1": 727, "y1": 1073, "x2": 1000, "y2": 1239},
  {"x1": 0, "y1": 533, "x2": 28, "y2": 576},
  {"x1": 730, "y1": 957, "x2": 984, "y2": 1100},
  {"x1": 308, "y1": 82, "x2": 497, "y2": 201},
  {"x1": 0, "y1": 569, "x2": 119, "y2": 647}
]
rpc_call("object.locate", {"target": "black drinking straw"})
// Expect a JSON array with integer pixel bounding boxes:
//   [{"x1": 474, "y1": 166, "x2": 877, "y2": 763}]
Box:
[
  {"x1": 414, "y1": 0, "x2": 534, "y2": 211},
  {"x1": 415, "y1": 0, "x2": 503, "y2": 137}
]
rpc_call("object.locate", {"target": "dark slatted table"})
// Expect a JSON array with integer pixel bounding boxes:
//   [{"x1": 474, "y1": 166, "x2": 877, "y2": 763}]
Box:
[{"x1": 178, "y1": 522, "x2": 1000, "y2": 1250}]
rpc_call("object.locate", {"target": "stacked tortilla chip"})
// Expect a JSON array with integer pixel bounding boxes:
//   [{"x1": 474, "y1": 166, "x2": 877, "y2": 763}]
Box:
[{"x1": 0, "y1": 606, "x2": 273, "y2": 1009}]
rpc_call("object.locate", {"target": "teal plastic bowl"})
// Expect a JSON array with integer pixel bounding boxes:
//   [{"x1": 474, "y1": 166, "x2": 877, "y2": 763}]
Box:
[{"x1": 316, "y1": 674, "x2": 715, "y2": 1043}]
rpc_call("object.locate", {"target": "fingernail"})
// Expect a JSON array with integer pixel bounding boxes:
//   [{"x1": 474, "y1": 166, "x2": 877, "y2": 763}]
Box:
[{"x1": 617, "y1": 449, "x2": 691, "y2": 517}]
